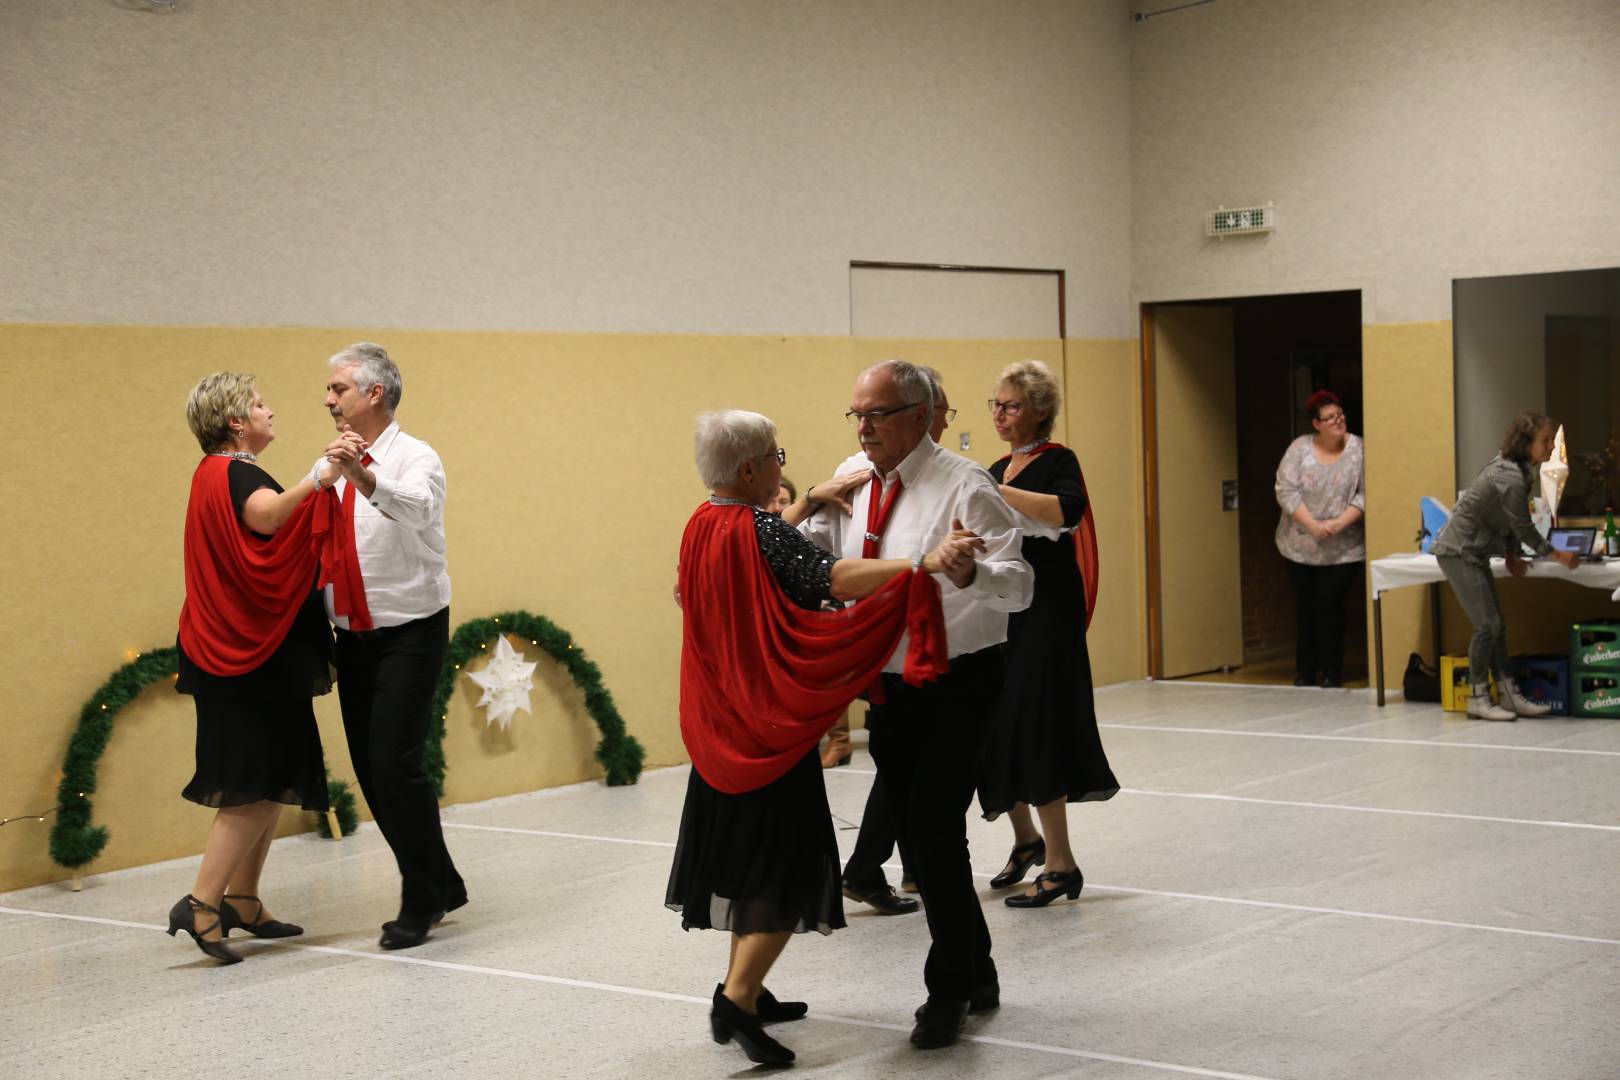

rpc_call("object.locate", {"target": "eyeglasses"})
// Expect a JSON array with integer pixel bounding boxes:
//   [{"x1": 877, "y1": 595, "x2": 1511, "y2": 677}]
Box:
[
  {"x1": 938, "y1": 407, "x2": 958, "y2": 424},
  {"x1": 1315, "y1": 412, "x2": 1346, "y2": 425},
  {"x1": 988, "y1": 399, "x2": 1025, "y2": 417},
  {"x1": 762, "y1": 447, "x2": 786, "y2": 465},
  {"x1": 845, "y1": 403, "x2": 921, "y2": 425}
]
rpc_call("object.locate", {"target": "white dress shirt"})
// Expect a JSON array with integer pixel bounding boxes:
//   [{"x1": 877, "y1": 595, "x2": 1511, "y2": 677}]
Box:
[
  {"x1": 801, "y1": 438, "x2": 1032, "y2": 670},
  {"x1": 324, "y1": 421, "x2": 452, "y2": 629}
]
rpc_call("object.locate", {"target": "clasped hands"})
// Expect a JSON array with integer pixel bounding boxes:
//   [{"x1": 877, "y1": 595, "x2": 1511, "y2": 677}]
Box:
[
  {"x1": 1506, "y1": 550, "x2": 1580, "y2": 577},
  {"x1": 313, "y1": 428, "x2": 369, "y2": 488}
]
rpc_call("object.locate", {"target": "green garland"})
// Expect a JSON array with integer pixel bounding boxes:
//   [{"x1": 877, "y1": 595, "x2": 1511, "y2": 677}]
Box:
[
  {"x1": 50, "y1": 611, "x2": 643, "y2": 871},
  {"x1": 50, "y1": 648, "x2": 179, "y2": 870},
  {"x1": 430, "y1": 611, "x2": 645, "y2": 792},
  {"x1": 314, "y1": 770, "x2": 360, "y2": 838}
]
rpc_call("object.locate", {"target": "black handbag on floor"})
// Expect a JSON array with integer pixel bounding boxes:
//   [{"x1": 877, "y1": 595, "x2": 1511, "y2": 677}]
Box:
[{"x1": 1402, "y1": 652, "x2": 1441, "y2": 703}]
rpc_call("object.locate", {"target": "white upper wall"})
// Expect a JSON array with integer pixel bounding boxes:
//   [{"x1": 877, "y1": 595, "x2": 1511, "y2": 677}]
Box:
[
  {"x1": 1130, "y1": 0, "x2": 1620, "y2": 324},
  {"x1": 0, "y1": 0, "x2": 1133, "y2": 338}
]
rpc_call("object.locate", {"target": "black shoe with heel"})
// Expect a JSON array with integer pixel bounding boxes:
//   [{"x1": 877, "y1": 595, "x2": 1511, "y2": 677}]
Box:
[
  {"x1": 988, "y1": 837, "x2": 1046, "y2": 889},
  {"x1": 1004, "y1": 868, "x2": 1083, "y2": 908},
  {"x1": 710, "y1": 985, "x2": 795, "y2": 1066},
  {"x1": 756, "y1": 987, "x2": 808, "y2": 1023},
  {"x1": 220, "y1": 895, "x2": 303, "y2": 939},
  {"x1": 166, "y1": 895, "x2": 243, "y2": 964}
]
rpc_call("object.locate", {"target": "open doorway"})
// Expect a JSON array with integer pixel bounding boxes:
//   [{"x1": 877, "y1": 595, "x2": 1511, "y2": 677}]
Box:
[{"x1": 1143, "y1": 290, "x2": 1365, "y2": 686}]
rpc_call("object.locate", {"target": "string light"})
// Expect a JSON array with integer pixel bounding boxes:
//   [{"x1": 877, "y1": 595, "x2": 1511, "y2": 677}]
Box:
[{"x1": 1, "y1": 803, "x2": 73, "y2": 828}]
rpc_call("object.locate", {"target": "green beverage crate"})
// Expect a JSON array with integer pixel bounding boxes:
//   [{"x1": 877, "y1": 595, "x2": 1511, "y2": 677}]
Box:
[
  {"x1": 1570, "y1": 670, "x2": 1620, "y2": 718},
  {"x1": 1569, "y1": 619, "x2": 1620, "y2": 671}
]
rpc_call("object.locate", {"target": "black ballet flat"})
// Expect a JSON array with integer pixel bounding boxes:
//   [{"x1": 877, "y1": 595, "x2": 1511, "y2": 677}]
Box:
[
  {"x1": 1004, "y1": 868, "x2": 1083, "y2": 908},
  {"x1": 756, "y1": 986, "x2": 808, "y2": 1023},
  {"x1": 988, "y1": 837, "x2": 1045, "y2": 889},
  {"x1": 166, "y1": 895, "x2": 243, "y2": 964},
  {"x1": 220, "y1": 894, "x2": 303, "y2": 939},
  {"x1": 710, "y1": 985, "x2": 794, "y2": 1066}
]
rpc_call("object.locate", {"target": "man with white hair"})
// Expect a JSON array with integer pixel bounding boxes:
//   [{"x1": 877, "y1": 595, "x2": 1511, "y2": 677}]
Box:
[
  {"x1": 797, "y1": 360, "x2": 1031, "y2": 1050},
  {"x1": 321, "y1": 342, "x2": 464, "y2": 951},
  {"x1": 789, "y1": 367, "x2": 958, "y2": 917}
]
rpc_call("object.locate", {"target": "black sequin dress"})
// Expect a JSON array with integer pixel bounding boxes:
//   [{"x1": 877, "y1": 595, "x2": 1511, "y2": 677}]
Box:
[
  {"x1": 665, "y1": 505, "x2": 847, "y2": 935},
  {"x1": 175, "y1": 460, "x2": 332, "y2": 811},
  {"x1": 978, "y1": 447, "x2": 1119, "y2": 816}
]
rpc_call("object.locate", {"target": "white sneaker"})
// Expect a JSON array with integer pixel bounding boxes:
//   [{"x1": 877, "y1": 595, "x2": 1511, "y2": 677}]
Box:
[
  {"x1": 1466, "y1": 693, "x2": 1517, "y2": 721},
  {"x1": 1499, "y1": 678, "x2": 1552, "y2": 717}
]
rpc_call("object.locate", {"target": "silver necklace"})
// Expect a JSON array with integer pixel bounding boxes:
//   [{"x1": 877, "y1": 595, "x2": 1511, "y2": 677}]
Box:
[
  {"x1": 1011, "y1": 439, "x2": 1048, "y2": 455},
  {"x1": 708, "y1": 495, "x2": 753, "y2": 507},
  {"x1": 209, "y1": 450, "x2": 258, "y2": 462}
]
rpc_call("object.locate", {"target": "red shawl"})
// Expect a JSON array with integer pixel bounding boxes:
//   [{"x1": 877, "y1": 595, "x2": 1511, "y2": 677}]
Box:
[
  {"x1": 177, "y1": 456, "x2": 345, "y2": 676},
  {"x1": 678, "y1": 501, "x2": 949, "y2": 794},
  {"x1": 998, "y1": 442, "x2": 1100, "y2": 629}
]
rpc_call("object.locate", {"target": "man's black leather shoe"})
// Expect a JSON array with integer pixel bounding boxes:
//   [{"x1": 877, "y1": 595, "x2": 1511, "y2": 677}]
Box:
[
  {"x1": 379, "y1": 911, "x2": 443, "y2": 950},
  {"x1": 909, "y1": 998, "x2": 968, "y2": 1049},
  {"x1": 914, "y1": 981, "x2": 998, "y2": 1019},
  {"x1": 842, "y1": 881, "x2": 919, "y2": 915}
]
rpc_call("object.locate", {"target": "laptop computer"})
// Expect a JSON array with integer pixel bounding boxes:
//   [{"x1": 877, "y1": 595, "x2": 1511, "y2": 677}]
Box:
[{"x1": 1546, "y1": 526, "x2": 1598, "y2": 559}]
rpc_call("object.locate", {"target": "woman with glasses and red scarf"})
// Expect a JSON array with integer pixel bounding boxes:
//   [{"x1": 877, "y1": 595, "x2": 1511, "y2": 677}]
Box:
[
  {"x1": 978, "y1": 359, "x2": 1119, "y2": 910},
  {"x1": 1275, "y1": 389, "x2": 1366, "y2": 688}
]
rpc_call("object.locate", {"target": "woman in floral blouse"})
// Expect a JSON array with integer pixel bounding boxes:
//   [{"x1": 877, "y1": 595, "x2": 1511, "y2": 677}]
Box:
[{"x1": 1275, "y1": 390, "x2": 1366, "y2": 687}]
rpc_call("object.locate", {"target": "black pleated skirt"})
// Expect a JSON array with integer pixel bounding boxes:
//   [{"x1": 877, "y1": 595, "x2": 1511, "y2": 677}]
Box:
[{"x1": 665, "y1": 749, "x2": 845, "y2": 936}]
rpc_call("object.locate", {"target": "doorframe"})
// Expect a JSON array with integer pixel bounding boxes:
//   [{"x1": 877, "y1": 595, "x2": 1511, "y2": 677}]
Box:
[{"x1": 1140, "y1": 303, "x2": 1164, "y2": 678}]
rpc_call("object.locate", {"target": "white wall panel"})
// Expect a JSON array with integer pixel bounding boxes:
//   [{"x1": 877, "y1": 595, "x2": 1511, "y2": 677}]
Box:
[{"x1": 0, "y1": 0, "x2": 1133, "y2": 337}]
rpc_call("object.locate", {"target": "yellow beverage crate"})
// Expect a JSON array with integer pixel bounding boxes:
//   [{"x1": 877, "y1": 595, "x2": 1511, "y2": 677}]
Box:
[{"x1": 1439, "y1": 655, "x2": 1494, "y2": 712}]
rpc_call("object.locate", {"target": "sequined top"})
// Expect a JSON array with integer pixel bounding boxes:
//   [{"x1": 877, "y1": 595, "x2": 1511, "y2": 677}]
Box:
[{"x1": 752, "y1": 508, "x2": 838, "y2": 610}]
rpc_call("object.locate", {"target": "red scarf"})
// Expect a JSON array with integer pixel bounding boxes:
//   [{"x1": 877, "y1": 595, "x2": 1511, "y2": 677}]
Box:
[
  {"x1": 178, "y1": 456, "x2": 357, "y2": 675},
  {"x1": 678, "y1": 501, "x2": 948, "y2": 794},
  {"x1": 999, "y1": 442, "x2": 1100, "y2": 629}
]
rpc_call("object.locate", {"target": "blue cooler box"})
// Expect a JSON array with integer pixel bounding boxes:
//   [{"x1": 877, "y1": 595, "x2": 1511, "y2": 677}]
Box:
[{"x1": 1511, "y1": 654, "x2": 1569, "y2": 716}]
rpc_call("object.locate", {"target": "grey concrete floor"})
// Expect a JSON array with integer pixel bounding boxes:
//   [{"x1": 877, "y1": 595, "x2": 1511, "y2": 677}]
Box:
[{"x1": 3, "y1": 681, "x2": 1618, "y2": 1079}]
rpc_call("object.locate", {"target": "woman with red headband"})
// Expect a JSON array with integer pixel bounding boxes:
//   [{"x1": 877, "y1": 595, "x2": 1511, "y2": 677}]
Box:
[
  {"x1": 979, "y1": 359, "x2": 1118, "y2": 909},
  {"x1": 168, "y1": 372, "x2": 358, "y2": 964},
  {"x1": 1274, "y1": 389, "x2": 1366, "y2": 688},
  {"x1": 667, "y1": 409, "x2": 974, "y2": 1067}
]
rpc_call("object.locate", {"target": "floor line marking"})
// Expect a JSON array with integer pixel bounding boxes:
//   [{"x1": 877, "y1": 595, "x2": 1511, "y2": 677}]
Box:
[
  {"x1": 823, "y1": 769, "x2": 1619, "y2": 831},
  {"x1": 430, "y1": 822, "x2": 1619, "y2": 946},
  {"x1": 1098, "y1": 722, "x2": 1620, "y2": 757},
  {"x1": 0, "y1": 904, "x2": 1283, "y2": 1080}
]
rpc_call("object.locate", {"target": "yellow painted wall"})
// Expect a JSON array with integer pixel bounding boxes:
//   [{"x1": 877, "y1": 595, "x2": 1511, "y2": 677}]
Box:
[{"x1": 0, "y1": 325, "x2": 1143, "y2": 892}]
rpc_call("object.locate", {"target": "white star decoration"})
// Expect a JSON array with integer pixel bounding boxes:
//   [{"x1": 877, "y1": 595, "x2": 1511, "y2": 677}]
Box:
[{"x1": 464, "y1": 635, "x2": 538, "y2": 730}]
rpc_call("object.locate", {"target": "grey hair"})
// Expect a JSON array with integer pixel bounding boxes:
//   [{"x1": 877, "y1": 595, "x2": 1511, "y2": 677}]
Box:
[
  {"x1": 917, "y1": 364, "x2": 948, "y2": 405},
  {"x1": 998, "y1": 358, "x2": 1061, "y2": 438},
  {"x1": 865, "y1": 359, "x2": 934, "y2": 426},
  {"x1": 694, "y1": 409, "x2": 778, "y2": 489},
  {"x1": 328, "y1": 342, "x2": 402, "y2": 413}
]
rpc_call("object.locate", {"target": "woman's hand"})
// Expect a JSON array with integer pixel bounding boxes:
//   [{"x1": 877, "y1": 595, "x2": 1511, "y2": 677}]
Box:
[
  {"x1": 807, "y1": 471, "x2": 873, "y2": 515},
  {"x1": 324, "y1": 430, "x2": 369, "y2": 481},
  {"x1": 1556, "y1": 550, "x2": 1581, "y2": 571},
  {"x1": 1506, "y1": 553, "x2": 1529, "y2": 577},
  {"x1": 1310, "y1": 519, "x2": 1336, "y2": 541}
]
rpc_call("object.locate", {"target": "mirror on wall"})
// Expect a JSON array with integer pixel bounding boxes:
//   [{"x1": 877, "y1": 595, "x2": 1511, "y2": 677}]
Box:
[{"x1": 1454, "y1": 268, "x2": 1620, "y2": 520}]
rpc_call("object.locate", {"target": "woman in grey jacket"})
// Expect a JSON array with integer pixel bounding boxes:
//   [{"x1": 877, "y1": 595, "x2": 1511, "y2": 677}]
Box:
[{"x1": 1433, "y1": 411, "x2": 1579, "y2": 719}]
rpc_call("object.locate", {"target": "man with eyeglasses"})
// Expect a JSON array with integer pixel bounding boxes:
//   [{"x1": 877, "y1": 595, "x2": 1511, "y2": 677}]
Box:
[{"x1": 793, "y1": 359, "x2": 1031, "y2": 1050}]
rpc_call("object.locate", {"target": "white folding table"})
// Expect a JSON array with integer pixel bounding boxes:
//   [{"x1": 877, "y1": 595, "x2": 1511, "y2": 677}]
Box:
[{"x1": 1368, "y1": 553, "x2": 1620, "y2": 705}]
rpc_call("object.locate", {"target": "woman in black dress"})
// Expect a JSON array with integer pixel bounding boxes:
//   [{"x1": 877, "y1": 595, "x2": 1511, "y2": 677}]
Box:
[
  {"x1": 980, "y1": 360, "x2": 1118, "y2": 908},
  {"x1": 668, "y1": 409, "x2": 974, "y2": 1066},
  {"x1": 170, "y1": 372, "x2": 357, "y2": 963}
]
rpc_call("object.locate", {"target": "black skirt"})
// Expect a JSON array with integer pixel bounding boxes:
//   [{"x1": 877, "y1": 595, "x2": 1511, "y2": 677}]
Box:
[
  {"x1": 665, "y1": 749, "x2": 845, "y2": 936},
  {"x1": 176, "y1": 591, "x2": 333, "y2": 812}
]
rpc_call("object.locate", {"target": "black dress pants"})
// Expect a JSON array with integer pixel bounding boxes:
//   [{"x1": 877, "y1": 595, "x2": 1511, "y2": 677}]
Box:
[
  {"x1": 842, "y1": 704, "x2": 913, "y2": 892},
  {"x1": 870, "y1": 647, "x2": 1003, "y2": 1003},
  {"x1": 1287, "y1": 560, "x2": 1361, "y2": 681},
  {"x1": 336, "y1": 607, "x2": 465, "y2": 922}
]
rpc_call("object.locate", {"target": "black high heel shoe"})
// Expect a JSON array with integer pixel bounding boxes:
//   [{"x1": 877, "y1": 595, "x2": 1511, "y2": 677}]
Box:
[
  {"x1": 988, "y1": 837, "x2": 1045, "y2": 889},
  {"x1": 756, "y1": 987, "x2": 808, "y2": 1023},
  {"x1": 167, "y1": 895, "x2": 243, "y2": 964},
  {"x1": 220, "y1": 895, "x2": 304, "y2": 938},
  {"x1": 1004, "y1": 868, "x2": 1083, "y2": 908},
  {"x1": 710, "y1": 985, "x2": 795, "y2": 1066}
]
